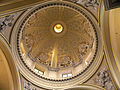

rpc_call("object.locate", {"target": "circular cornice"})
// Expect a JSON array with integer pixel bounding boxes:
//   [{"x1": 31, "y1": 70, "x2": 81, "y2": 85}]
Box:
[{"x1": 11, "y1": 0, "x2": 103, "y2": 89}]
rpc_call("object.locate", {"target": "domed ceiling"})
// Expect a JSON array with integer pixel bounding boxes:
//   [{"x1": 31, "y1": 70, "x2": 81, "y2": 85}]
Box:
[
  {"x1": 11, "y1": 0, "x2": 103, "y2": 88},
  {"x1": 19, "y1": 2, "x2": 97, "y2": 80}
]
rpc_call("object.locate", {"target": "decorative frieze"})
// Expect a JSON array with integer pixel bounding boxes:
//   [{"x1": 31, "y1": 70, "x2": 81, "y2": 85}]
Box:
[{"x1": 0, "y1": 15, "x2": 14, "y2": 32}]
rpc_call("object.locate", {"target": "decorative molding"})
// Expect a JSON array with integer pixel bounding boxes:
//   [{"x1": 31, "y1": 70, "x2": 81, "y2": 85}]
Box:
[
  {"x1": 103, "y1": 0, "x2": 120, "y2": 10},
  {"x1": 0, "y1": 0, "x2": 45, "y2": 17},
  {"x1": 0, "y1": 11, "x2": 24, "y2": 43},
  {"x1": 69, "y1": 0, "x2": 99, "y2": 11}
]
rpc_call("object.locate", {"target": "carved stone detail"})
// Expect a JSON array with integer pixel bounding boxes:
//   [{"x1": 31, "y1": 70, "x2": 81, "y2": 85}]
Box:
[
  {"x1": 0, "y1": 15, "x2": 14, "y2": 32},
  {"x1": 94, "y1": 68, "x2": 115, "y2": 90},
  {"x1": 23, "y1": 82, "x2": 37, "y2": 90}
]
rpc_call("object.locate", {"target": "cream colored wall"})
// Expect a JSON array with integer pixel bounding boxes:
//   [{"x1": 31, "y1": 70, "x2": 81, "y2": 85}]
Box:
[
  {"x1": 0, "y1": 48, "x2": 14, "y2": 90},
  {"x1": 109, "y1": 8, "x2": 120, "y2": 72},
  {"x1": 0, "y1": 35, "x2": 20, "y2": 90},
  {"x1": 100, "y1": 1, "x2": 120, "y2": 89}
]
